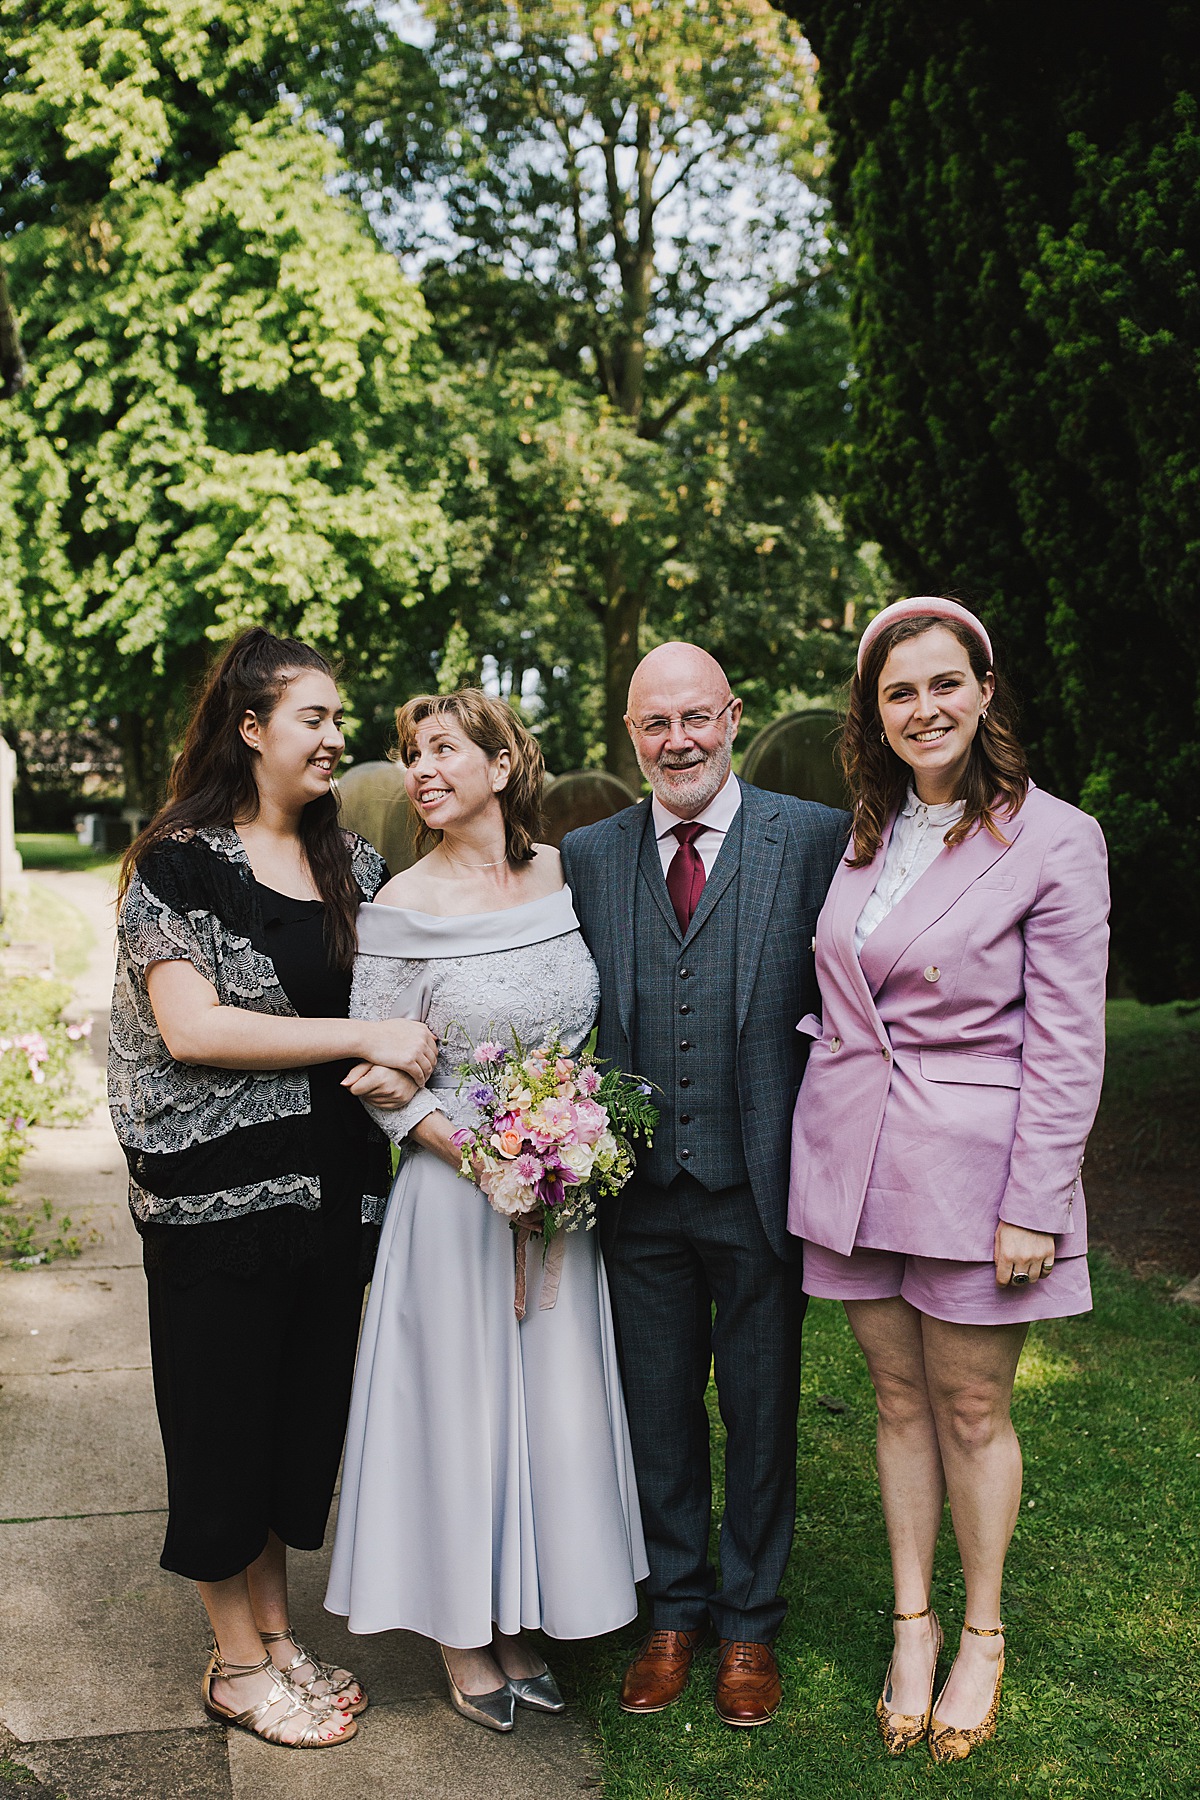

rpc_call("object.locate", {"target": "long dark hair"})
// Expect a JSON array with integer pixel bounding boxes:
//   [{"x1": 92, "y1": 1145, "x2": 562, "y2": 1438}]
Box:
[
  {"x1": 119, "y1": 629, "x2": 362, "y2": 969},
  {"x1": 842, "y1": 611, "x2": 1029, "y2": 867}
]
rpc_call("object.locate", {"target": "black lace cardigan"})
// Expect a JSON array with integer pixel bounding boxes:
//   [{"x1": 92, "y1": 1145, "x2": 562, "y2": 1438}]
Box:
[{"x1": 108, "y1": 826, "x2": 391, "y2": 1228}]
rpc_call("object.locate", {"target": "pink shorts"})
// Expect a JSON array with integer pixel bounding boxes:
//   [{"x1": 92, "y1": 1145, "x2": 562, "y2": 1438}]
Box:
[{"x1": 801, "y1": 1241, "x2": 1092, "y2": 1326}]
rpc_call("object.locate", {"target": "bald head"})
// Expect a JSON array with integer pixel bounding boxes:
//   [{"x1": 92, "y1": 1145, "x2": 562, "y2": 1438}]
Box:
[
  {"x1": 625, "y1": 641, "x2": 741, "y2": 820},
  {"x1": 627, "y1": 642, "x2": 731, "y2": 717}
]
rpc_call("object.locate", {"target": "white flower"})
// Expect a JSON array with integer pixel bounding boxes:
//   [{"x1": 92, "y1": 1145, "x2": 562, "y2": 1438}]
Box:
[{"x1": 558, "y1": 1141, "x2": 596, "y2": 1179}]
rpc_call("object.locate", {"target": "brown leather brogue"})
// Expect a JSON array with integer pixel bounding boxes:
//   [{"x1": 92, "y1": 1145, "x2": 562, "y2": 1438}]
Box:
[
  {"x1": 714, "y1": 1639, "x2": 782, "y2": 1727},
  {"x1": 619, "y1": 1626, "x2": 710, "y2": 1714}
]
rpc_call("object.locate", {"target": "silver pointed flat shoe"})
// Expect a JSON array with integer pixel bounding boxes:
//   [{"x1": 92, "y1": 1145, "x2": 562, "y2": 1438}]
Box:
[
  {"x1": 439, "y1": 1648, "x2": 515, "y2": 1733},
  {"x1": 507, "y1": 1669, "x2": 565, "y2": 1713}
]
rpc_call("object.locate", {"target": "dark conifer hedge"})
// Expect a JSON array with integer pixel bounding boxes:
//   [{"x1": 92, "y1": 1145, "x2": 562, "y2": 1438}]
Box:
[{"x1": 784, "y1": 1, "x2": 1200, "y2": 999}]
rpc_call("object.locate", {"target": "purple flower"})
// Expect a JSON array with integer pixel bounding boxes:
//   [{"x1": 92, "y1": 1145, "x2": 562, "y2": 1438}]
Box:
[
  {"x1": 638, "y1": 1082, "x2": 652, "y2": 1095},
  {"x1": 450, "y1": 1127, "x2": 473, "y2": 1149},
  {"x1": 467, "y1": 1081, "x2": 497, "y2": 1109}
]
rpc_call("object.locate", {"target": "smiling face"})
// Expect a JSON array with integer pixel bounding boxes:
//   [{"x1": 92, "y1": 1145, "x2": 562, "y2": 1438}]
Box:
[
  {"x1": 240, "y1": 669, "x2": 345, "y2": 811},
  {"x1": 877, "y1": 625, "x2": 994, "y2": 804},
  {"x1": 402, "y1": 714, "x2": 511, "y2": 836},
  {"x1": 625, "y1": 642, "x2": 742, "y2": 819}
]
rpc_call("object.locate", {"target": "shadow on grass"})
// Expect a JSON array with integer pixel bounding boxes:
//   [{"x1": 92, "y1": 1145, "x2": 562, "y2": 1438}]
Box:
[{"x1": 555, "y1": 1256, "x2": 1199, "y2": 1798}]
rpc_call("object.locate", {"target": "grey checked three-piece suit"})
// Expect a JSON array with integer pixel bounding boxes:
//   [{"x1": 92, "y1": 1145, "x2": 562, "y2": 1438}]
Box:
[{"x1": 561, "y1": 781, "x2": 848, "y2": 1643}]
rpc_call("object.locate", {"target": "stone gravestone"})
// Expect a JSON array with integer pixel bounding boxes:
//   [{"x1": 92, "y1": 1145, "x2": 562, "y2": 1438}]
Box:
[
  {"x1": 0, "y1": 732, "x2": 23, "y2": 920},
  {"x1": 541, "y1": 770, "x2": 639, "y2": 847},
  {"x1": 740, "y1": 708, "x2": 850, "y2": 810},
  {"x1": 335, "y1": 761, "x2": 417, "y2": 874}
]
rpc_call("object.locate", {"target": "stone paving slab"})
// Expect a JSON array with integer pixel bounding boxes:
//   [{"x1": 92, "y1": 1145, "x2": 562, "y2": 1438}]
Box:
[
  {"x1": 0, "y1": 1514, "x2": 204, "y2": 1741},
  {"x1": 0, "y1": 1367, "x2": 163, "y2": 1519},
  {"x1": 227, "y1": 1697, "x2": 600, "y2": 1800},
  {"x1": 0, "y1": 1265, "x2": 149, "y2": 1376},
  {"x1": 20, "y1": 1727, "x2": 231, "y2": 1800}
]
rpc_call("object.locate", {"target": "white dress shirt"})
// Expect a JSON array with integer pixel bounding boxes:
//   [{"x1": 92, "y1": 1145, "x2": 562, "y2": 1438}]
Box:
[
  {"x1": 854, "y1": 787, "x2": 966, "y2": 953},
  {"x1": 652, "y1": 774, "x2": 743, "y2": 881}
]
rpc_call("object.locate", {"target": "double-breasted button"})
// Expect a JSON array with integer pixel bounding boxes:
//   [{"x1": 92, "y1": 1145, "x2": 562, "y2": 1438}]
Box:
[
  {"x1": 828, "y1": 1036, "x2": 842, "y2": 1053},
  {"x1": 680, "y1": 1113, "x2": 692, "y2": 1124},
  {"x1": 679, "y1": 1003, "x2": 691, "y2": 1014},
  {"x1": 680, "y1": 1040, "x2": 691, "y2": 1051},
  {"x1": 680, "y1": 1076, "x2": 691, "y2": 1088},
  {"x1": 882, "y1": 1047, "x2": 892, "y2": 1062},
  {"x1": 923, "y1": 965, "x2": 941, "y2": 983},
  {"x1": 679, "y1": 966, "x2": 691, "y2": 979}
]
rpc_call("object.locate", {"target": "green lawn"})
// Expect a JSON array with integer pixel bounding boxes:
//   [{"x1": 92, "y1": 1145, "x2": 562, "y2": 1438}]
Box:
[
  {"x1": 559, "y1": 1259, "x2": 1199, "y2": 1798},
  {"x1": 15, "y1": 831, "x2": 122, "y2": 874}
]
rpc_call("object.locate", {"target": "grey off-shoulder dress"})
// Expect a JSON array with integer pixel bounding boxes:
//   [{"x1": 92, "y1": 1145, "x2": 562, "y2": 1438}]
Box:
[{"x1": 324, "y1": 886, "x2": 648, "y2": 1646}]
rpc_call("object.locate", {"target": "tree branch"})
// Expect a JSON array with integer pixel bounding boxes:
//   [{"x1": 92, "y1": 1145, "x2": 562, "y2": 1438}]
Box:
[
  {"x1": 0, "y1": 257, "x2": 27, "y2": 400},
  {"x1": 639, "y1": 274, "x2": 821, "y2": 441}
]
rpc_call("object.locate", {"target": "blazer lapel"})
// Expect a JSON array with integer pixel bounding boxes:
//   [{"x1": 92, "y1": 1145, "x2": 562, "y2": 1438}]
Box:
[
  {"x1": 858, "y1": 811, "x2": 1026, "y2": 994},
  {"x1": 828, "y1": 845, "x2": 889, "y2": 1020},
  {"x1": 733, "y1": 786, "x2": 785, "y2": 1033},
  {"x1": 616, "y1": 802, "x2": 655, "y2": 1036}
]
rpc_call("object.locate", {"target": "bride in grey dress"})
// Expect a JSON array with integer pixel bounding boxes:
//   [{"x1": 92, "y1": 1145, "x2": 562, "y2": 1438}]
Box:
[{"x1": 325, "y1": 689, "x2": 646, "y2": 1730}]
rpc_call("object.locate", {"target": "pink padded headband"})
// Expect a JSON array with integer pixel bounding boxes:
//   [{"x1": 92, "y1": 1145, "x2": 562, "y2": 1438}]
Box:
[{"x1": 857, "y1": 596, "x2": 993, "y2": 676}]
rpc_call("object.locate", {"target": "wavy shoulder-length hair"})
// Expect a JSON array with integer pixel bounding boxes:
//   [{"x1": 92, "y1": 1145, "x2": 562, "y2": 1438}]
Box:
[
  {"x1": 394, "y1": 688, "x2": 544, "y2": 864},
  {"x1": 841, "y1": 609, "x2": 1029, "y2": 868},
  {"x1": 118, "y1": 629, "x2": 363, "y2": 970}
]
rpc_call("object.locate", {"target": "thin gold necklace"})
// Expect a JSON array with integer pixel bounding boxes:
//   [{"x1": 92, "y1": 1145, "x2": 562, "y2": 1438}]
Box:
[{"x1": 443, "y1": 848, "x2": 509, "y2": 871}]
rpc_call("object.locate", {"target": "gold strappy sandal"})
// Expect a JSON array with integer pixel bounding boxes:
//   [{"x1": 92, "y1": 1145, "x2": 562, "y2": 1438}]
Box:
[
  {"x1": 260, "y1": 1627, "x2": 368, "y2": 1716},
  {"x1": 876, "y1": 1604, "x2": 943, "y2": 1754},
  {"x1": 202, "y1": 1647, "x2": 358, "y2": 1748},
  {"x1": 928, "y1": 1623, "x2": 1004, "y2": 1764}
]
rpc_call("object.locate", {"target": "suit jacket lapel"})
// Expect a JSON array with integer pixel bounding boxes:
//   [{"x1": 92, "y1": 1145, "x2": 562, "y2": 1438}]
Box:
[
  {"x1": 733, "y1": 786, "x2": 785, "y2": 1033},
  {"x1": 617, "y1": 802, "x2": 657, "y2": 1035},
  {"x1": 858, "y1": 811, "x2": 1026, "y2": 994}
]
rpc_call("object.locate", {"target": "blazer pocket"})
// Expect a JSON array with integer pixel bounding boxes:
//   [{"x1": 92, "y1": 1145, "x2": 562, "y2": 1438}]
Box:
[{"x1": 919, "y1": 1048, "x2": 1023, "y2": 1088}]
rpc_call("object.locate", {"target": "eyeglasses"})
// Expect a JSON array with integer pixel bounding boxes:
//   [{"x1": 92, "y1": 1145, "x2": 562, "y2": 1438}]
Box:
[{"x1": 628, "y1": 697, "x2": 736, "y2": 740}]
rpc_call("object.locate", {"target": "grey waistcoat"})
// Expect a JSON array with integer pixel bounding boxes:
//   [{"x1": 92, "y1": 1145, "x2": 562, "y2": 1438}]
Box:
[{"x1": 631, "y1": 807, "x2": 750, "y2": 1193}]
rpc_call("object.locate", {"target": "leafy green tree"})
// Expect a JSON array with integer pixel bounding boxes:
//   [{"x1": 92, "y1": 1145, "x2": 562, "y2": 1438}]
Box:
[
  {"x1": 0, "y1": 0, "x2": 447, "y2": 806},
  {"x1": 782, "y1": 1, "x2": 1200, "y2": 999},
  {"x1": 343, "y1": 0, "x2": 876, "y2": 785}
]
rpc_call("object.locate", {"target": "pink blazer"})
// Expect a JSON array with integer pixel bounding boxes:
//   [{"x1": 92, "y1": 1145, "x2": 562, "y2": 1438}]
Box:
[{"x1": 788, "y1": 786, "x2": 1109, "y2": 1262}]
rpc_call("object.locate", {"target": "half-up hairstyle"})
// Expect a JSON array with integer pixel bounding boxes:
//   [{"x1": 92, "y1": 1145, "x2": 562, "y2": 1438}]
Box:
[
  {"x1": 841, "y1": 610, "x2": 1029, "y2": 868},
  {"x1": 119, "y1": 629, "x2": 363, "y2": 970},
  {"x1": 394, "y1": 688, "x2": 544, "y2": 864}
]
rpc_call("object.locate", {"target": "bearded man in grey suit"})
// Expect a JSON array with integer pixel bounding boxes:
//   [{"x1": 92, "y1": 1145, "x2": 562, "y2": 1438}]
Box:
[{"x1": 560, "y1": 642, "x2": 847, "y2": 1728}]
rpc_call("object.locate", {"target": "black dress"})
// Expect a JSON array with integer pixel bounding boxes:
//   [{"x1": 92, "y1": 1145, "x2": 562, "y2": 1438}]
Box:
[{"x1": 143, "y1": 884, "x2": 384, "y2": 1583}]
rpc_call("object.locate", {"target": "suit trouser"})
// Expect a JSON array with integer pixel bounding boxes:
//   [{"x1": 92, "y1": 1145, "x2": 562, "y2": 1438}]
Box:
[{"x1": 604, "y1": 1171, "x2": 805, "y2": 1643}]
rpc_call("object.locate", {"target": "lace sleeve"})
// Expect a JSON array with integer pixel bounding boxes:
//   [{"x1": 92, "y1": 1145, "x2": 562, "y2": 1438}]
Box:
[
  {"x1": 117, "y1": 869, "x2": 219, "y2": 987},
  {"x1": 349, "y1": 952, "x2": 445, "y2": 1146}
]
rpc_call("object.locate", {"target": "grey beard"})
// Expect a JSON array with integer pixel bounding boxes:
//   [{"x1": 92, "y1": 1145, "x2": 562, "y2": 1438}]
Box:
[{"x1": 639, "y1": 739, "x2": 734, "y2": 813}]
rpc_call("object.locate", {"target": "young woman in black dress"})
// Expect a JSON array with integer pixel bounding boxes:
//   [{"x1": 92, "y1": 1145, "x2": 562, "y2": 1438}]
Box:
[{"x1": 110, "y1": 630, "x2": 437, "y2": 1749}]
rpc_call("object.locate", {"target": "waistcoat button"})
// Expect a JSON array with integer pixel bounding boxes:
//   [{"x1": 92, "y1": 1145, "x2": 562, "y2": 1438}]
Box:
[
  {"x1": 680, "y1": 1147, "x2": 691, "y2": 1158},
  {"x1": 680, "y1": 1076, "x2": 691, "y2": 1087},
  {"x1": 679, "y1": 1003, "x2": 691, "y2": 1014},
  {"x1": 923, "y1": 965, "x2": 941, "y2": 983},
  {"x1": 679, "y1": 967, "x2": 691, "y2": 978},
  {"x1": 680, "y1": 1113, "x2": 692, "y2": 1124},
  {"x1": 679, "y1": 1040, "x2": 691, "y2": 1051}
]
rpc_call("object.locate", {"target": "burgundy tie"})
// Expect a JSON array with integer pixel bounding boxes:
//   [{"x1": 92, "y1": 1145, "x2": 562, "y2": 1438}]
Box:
[{"x1": 666, "y1": 822, "x2": 707, "y2": 935}]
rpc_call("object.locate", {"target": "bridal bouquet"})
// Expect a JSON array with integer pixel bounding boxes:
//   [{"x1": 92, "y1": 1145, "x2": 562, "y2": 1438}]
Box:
[{"x1": 451, "y1": 1031, "x2": 658, "y2": 1314}]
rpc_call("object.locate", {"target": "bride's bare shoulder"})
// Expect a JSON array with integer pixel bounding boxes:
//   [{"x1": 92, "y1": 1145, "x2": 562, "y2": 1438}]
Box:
[
  {"x1": 370, "y1": 862, "x2": 436, "y2": 910},
  {"x1": 528, "y1": 843, "x2": 564, "y2": 894}
]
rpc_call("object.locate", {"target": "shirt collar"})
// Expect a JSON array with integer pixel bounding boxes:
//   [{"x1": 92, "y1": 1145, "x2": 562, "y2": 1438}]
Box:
[
  {"x1": 899, "y1": 784, "x2": 965, "y2": 826},
  {"x1": 652, "y1": 773, "x2": 742, "y2": 842}
]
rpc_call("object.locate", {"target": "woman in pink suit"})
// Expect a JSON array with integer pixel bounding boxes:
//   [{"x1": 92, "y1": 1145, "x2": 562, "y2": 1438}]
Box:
[{"x1": 789, "y1": 596, "x2": 1108, "y2": 1765}]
